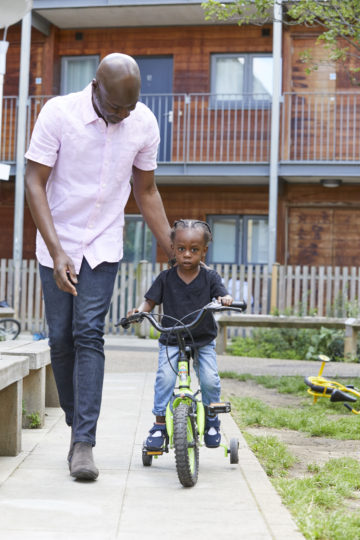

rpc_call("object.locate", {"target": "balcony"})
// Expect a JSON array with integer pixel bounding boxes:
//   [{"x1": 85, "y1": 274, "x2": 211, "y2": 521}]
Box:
[{"x1": 2, "y1": 92, "x2": 360, "y2": 180}]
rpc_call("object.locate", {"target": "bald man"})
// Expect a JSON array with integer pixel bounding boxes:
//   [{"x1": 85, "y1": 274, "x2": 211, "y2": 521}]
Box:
[{"x1": 25, "y1": 53, "x2": 172, "y2": 481}]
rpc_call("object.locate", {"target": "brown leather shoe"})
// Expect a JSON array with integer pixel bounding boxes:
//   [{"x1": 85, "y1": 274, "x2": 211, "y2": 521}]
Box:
[{"x1": 70, "y1": 442, "x2": 99, "y2": 481}]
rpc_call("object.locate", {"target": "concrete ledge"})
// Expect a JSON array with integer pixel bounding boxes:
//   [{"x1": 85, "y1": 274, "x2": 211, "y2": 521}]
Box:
[
  {"x1": 0, "y1": 355, "x2": 29, "y2": 456},
  {"x1": 0, "y1": 340, "x2": 50, "y2": 369},
  {"x1": 0, "y1": 341, "x2": 59, "y2": 427},
  {"x1": 0, "y1": 355, "x2": 29, "y2": 390}
]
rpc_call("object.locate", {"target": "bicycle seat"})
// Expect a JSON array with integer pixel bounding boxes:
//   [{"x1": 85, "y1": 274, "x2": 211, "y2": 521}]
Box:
[{"x1": 330, "y1": 389, "x2": 357, "y2": 403}]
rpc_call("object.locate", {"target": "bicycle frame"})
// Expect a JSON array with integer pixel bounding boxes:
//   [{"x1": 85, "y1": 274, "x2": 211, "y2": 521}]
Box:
[
  {"x1": 117, "y1": 299, "x2": 246, "y2": 479},
  {"x1": 165, "y1": 339, "x2": 205, "y2": 449}
]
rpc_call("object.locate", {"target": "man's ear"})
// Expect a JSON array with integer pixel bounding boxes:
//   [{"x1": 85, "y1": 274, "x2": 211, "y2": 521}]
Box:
[{"x1": 92, "y1": 79, "x2": 98, "y2": 90}]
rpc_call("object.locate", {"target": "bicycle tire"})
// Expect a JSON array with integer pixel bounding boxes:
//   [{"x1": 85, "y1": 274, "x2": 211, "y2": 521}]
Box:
[
  {"x1": 173, "y1": 402, "x2": 199, "y2": 487},
  {"x1": 304, "y1": 376, "x2": 341, "y2": 395},
  {"x1": 0, "y1": 318, "x2": 21, "y2": 340}
]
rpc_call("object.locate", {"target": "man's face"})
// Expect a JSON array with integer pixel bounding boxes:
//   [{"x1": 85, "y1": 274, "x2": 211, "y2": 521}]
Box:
[{"x1": 92, "y1": 79, "x2": 139, "y2": 125}]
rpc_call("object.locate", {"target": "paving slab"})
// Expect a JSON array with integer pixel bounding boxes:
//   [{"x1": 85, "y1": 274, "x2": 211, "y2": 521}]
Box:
[{"x1": 0, "y1": 339, "x2": 305, "y2": 540}]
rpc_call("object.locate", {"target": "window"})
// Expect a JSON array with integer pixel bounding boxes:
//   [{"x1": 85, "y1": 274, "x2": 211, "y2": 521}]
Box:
[
  {"x1": 207, "y1": 215, "x2": 268, "y2": 265},
  {"x1": 123, "y1": 215, "x2": 156, "y2": 265},
  {"x1": 61, "y1": 55, "x2": 99, "y2": 95},
  {"x1": 210, "y1": 53, "x2": 273, "y2": 107}
]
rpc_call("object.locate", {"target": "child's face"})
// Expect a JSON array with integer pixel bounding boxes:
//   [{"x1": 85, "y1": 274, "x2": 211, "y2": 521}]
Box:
[{"x1": 172, "y1": 228, "x2": 208, "y2": 271}]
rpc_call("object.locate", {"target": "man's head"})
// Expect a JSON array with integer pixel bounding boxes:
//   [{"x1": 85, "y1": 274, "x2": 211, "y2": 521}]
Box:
[{"x1": 92, "y1": 53, "x2": 141, "y2": 125}]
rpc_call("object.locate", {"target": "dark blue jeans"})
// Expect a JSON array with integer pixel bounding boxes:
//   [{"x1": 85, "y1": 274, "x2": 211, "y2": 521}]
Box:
[{"x1": 40, "y1": 258, "x2": 119, "y2": 446}]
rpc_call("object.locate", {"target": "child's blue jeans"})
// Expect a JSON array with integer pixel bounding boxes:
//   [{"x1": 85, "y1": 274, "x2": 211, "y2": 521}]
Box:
[{"x1": 152, "y1": 340, "x2": 221, "y2": 417}]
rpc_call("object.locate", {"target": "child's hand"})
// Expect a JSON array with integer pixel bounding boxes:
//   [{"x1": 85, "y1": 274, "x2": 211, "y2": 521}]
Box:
[
  {"x1": 127, "y1": 308, "x2": 140, "y2": 317},
  {"x1": 127, "y1": 299, "x2": 156, "y2": 317},
  {"x1": 218, "y1": 295, "x2": 233, "y2": 306}
]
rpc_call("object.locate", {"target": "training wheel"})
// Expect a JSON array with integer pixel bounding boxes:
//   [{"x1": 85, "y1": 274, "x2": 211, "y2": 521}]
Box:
[
  {"x1": 229, "y1": 438, "x2": 239, "y2": 464},
  {"x1": 142, "y1": 441, "x2": 153, "y2": 467}
]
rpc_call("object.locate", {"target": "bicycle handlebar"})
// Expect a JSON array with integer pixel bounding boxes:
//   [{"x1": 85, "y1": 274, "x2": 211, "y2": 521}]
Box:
[{"x1": 116, "y1": 299, "x2": 247, "y2": 333}]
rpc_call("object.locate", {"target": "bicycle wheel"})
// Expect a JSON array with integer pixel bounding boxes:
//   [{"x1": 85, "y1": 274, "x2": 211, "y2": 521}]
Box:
[
  {"x1": 173, "y1": 402, "x2": 199, "y2": 487},
  {"x1": 0, "y1": 318, "x2": 21, "y2": 340}
]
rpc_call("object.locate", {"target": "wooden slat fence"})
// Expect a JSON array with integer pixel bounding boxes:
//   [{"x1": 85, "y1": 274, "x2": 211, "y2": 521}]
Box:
[
  {"x1": 1, "y1": 259, "x2": 360, "y2": 336},
  {"x1": 276, "y1": 264, "x2": 360, "y2": 317}
]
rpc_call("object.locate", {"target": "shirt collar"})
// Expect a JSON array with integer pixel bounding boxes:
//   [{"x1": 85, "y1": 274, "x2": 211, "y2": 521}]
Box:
[{"x1": 82, "y1": 83, "x2": 101, "y2": 125}]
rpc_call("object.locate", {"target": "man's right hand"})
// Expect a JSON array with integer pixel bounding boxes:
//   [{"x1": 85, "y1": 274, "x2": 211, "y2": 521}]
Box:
[{"x1": 53, "y1": 252, "x2": 78, "y2": 296}]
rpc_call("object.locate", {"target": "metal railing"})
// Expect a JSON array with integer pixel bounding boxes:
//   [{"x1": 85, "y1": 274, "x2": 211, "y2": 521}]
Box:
[
  {"x1": 281, "y1": 92, "x2": 360, "y2": 162},
  {"x1": 2, "y1": 92, "x2": 360, "y2": 165},
  {"x1": 1, "y1": 92, "x2": 272, "y2": 164}
]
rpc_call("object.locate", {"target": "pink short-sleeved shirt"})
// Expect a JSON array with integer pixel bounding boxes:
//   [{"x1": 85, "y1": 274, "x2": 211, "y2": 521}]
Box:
[{"x1": 25, "y1": 83, "x2": 160, "y2": 273}]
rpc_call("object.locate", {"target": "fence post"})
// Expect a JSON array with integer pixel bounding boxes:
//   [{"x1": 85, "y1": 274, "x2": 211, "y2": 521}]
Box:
[
  {"x1": 270, "y1": 263, "x2": 280, "y2": 313},
  {"x1": 344, "y1": 319, "x2": 358, "y2": 362},
  {"x1": 135, "y1": 260, "x2": 148, "y2": 338}
]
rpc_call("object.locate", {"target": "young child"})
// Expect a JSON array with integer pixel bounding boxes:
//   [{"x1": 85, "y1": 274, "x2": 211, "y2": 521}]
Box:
[{"x1": 129, "y1": 219, "x2": 233, "y2": 450}]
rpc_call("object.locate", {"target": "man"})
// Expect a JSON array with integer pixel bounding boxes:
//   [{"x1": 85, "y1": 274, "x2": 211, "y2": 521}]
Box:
[{"x1": 25, "y1": 53, "x2": 172, "y2": 481}]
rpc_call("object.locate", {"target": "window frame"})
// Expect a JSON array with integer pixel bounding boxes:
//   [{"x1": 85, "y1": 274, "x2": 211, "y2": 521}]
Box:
[
  {"x1": 60, "y1": 55, "x2": 100, "y2": 95},
  {"x1": 206, "y1": 214, "x2": 269, "y2": 265},
  {"x1": 210, "y1": 53, "x2": 273, "y2": 109},
  {"x1": 123, "y1": 214, "x2": 157, "y2": 266}
]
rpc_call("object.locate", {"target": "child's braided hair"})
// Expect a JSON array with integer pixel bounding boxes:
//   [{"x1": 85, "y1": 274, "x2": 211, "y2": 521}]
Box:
[{"x1": 171, "y1": 219, "x2": 213, "y2": 246}]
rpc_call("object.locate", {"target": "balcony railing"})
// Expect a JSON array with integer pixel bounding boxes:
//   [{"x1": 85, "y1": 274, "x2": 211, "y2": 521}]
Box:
[
  {"x1": 2, "y1": 92, "x2": 360, "y2": 165},
  {"x1": 281, "y1": 92, "x2": 360, "y2": 162}
]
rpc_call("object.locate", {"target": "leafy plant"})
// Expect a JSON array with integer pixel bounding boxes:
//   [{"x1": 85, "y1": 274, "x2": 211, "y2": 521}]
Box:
[
  {"x1": 227, "y1": 326, "x2": 346, "y2": 361},
  {"x1": 22, "y1": 402, "x2": 41, "y2": 429},
  {"x1": 26, "y1": 412, "x2": 41, "y2": 429}
]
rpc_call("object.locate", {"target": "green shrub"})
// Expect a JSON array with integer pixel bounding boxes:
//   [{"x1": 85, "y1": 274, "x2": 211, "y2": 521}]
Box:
[{"x1": 227, "y1": 326, "x2": 345, "y2": 361}]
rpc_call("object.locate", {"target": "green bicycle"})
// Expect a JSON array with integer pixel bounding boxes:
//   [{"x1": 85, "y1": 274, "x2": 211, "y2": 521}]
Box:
[{"x1": 118, "y1": 298, "x2": 246, "y2": 487}]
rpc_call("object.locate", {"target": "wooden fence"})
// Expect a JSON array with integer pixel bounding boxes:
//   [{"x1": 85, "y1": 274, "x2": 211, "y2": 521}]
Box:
[{"x1": 1, "y1": 259, "x2": 360, "y2": 336}]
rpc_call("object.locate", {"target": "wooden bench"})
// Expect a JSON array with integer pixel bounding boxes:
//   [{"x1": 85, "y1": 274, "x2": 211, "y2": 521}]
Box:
[
  {"x1": 0, "y1": 340, "x2": 60, "y2": 428},
  {"x1": 0, "y1": 355, "x2": 29, "y2": 455},
  {"x1": 0, "y1": 306, "x2": 15, "y2": 318},
  {"x1": 216, "y1": 315, "x2": 360, "y2": 359}
]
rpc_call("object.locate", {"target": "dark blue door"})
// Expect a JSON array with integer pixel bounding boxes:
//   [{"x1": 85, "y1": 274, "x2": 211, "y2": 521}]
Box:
[{"x1": 134, "y1": 56, "x2": 173, "y2": 162}]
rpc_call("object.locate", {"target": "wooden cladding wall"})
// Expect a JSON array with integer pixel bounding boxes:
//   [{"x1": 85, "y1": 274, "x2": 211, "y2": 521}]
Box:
[
  {"x1": 54, "y1": 25, "x2": 272, "y2": 95},
  {"x1": 283, "y1": 184, "x2": 360, "y2": 267}
]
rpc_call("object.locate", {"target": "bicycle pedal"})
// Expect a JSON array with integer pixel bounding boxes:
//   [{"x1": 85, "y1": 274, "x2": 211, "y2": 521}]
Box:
[
  {"x1": 208, "y1": 402, "x2": 231, "y2": 414},
  {"x1": 145, "y1": 449, "x2": 164, "y2": 456}
]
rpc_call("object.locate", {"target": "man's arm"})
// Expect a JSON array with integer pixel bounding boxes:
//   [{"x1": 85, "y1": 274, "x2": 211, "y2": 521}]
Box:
[
  {"x1": 132, "y1": 165, "x2": 172, "y2": 259},
  {"x1": 25, "y1": 159, "x2": 78, "y2": 296}
]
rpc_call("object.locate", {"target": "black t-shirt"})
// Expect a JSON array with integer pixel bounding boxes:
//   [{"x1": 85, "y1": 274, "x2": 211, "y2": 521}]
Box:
[{"x1": 145, "y1": 266, "x2": 228, "y2": 347}]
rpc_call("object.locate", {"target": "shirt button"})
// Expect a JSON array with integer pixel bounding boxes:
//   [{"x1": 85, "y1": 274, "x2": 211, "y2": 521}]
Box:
[
  {"x1": 96, "y1": 203, "x2": 101, "y2": 208},
  {"x1": 88, "y1": 223, "x2": 94, "y2": 229},
  {"x1": 102, "y1": 183, "x2": 106, "y2": 188}
]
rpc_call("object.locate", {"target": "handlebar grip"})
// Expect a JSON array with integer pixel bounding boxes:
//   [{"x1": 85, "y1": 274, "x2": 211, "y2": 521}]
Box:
[
  {"x1": 118, "y1": 317, "x2": 131, "y2": 329},
  {"x1": 230, "y1": 301, "x2": 247, "y2": 311},
  {"x1": 117, "y1": 313, "x2": 144, "y2": 328}
]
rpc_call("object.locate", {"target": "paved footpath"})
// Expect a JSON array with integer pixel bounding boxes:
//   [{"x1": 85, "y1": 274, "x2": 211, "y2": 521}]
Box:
[{"x1": 0, "y1": 336, "x2": 311, "y2": 539}]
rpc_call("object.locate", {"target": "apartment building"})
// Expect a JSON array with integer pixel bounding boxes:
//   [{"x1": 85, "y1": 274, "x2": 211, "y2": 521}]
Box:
[{"x1": 1, "y1": 0, "x2": 359, "y2": 267}]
